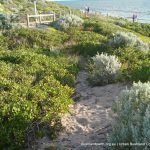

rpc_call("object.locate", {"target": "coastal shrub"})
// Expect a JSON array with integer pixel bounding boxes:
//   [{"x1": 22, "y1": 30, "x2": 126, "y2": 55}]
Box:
[
  {"x1": 115, "y1": 20, "x2": 127, "y2": 27},
  {"x1": 0, "y1": 28, "x2": 79, "y2": 149},
  {"x1": 69, "y1": 29, "x2": 105, "y2": 43},
  {"x1": 112, "y1": 47, "x2": 150, "y2": 82},
  {"x1": 88, "y1": 53, "x2": 121, "y2": 85},
  {"x1": 83, "y1": 17, "x2": 120, "y2": 36},
  {"x1": 128, "y1": 60, "x2": 150, "y2": 82},
  {"x1": 0, "y1": 35, "x2": 8, "y2": 49},
  {"x1": 0, "y1": 0, "x2": 78, "y2": 17},
  {"x1": 0, "y1": 14, "x2": 12, "y2": 30},
  {"x1": 123, "y1": 49, "x2": 150, "y2": 82},
  {"x1": 4, "y1": 28, "x2": 69, "y2": 49},
  {"x1": 53, "y1": 14, "x2": 83, "y2": 30},
  {"x1": 72, "y1": 42, "x2": 102, "y2": 56},
  {"x1": 126, "y1": 22, "x2": 150, "y2": 37},
  {"x1": 108, "y1": 32, "x2": 149, "y2": 51},
  {"x1": 68, "y1": 28, "x2": 106, "y2": 56},
  {"x1": 0, "y1": 13, "x2": 18, "y2": 30},
  {"x1": 0, "y1": 49, "x2": 76, "y2": 149},
  {"x1": 49, "y1": 47, "x2": 60, "y2": 54},
  {"x1": 108, "y1": 81, "x2": 150, "y2": 150}
]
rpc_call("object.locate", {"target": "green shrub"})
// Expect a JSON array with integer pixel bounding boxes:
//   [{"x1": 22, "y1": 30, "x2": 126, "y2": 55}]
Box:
[
  {"x1": 69, "y1": 29, "x2": 105, "y2": 43},
  {"x1": 0, "y1": 14, "x2": 12, "y2": 30},
  {"x1": 52, "y1": 14, "x2": 83, "y2": 31},
  {"x1": 4, "y1": 28, "x2": 69, "y2": 49},
  {"x1": 0, "y1": 35, "x2": 8, "y2": 49},
  {"x1": 69, "y1": 28, "x2": 106, "y2": 56},
  {"x1": 108, "y1": 32, "x2": 149, "y2": 51},
  {"x1": 83, "y1": 17, "x2": 120, "y2": 36},
  {"x1": 0, "y1": 30, "x2": 78, "y2": 149},
  {"x1": 115, "y1": 20, "x2": 127, "y2": 27},
  {"x1": 88, "y1": 53, "x2": 121, "y2": 86},
  {"x1": 72, "y1": 42, "x2": 102, "y2": 56},
  {"x1": 126, "y1": 22, "x2": 150, "y2": 37},
  {"x1": 108, "y1": 81, "x2": 150, "y2": 150},
  {"x1": 112, "y1": 47, "x2": 150, "y2": 82},
  {"x1": 0, "y1": 13, "x2": 19, "y2": 30},
  {"x1": 129, "y1": 60, "x2": 150, "y2": 82}
]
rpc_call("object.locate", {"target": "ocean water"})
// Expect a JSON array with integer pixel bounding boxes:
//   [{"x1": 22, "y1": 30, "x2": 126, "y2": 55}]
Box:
[{"x1": 56, "y1": 0, "x2": 150, "y2": 23}]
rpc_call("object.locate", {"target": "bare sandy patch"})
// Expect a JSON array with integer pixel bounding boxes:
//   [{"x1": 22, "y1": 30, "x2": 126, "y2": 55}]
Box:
[{"x1": 37, "y1": 71, "x2": 128, "y2": 150}]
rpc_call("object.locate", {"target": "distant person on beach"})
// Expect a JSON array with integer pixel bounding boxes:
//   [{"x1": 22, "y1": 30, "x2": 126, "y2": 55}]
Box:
[
  {"x1": 87, "y1": 7, "x2": 90, "y2": 14},
  {"x1": 132, "y1": 14, "x2": 137, "y2": 22},
  {"x1": 85, "y1": 5, "x2": 90, "y2": 16}
]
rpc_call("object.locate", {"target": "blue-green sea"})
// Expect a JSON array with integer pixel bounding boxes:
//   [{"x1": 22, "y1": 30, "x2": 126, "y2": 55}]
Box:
[{"x1": 56, "y1": 0, "x2": 150, "y2": 23}]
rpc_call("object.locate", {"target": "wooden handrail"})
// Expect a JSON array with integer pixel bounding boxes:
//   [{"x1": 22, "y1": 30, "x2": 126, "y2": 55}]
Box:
[
  {"x1": 28, "y1": 14, "x2": 54, "y2": 18},
  {"x1": 26, "y1": 13, "x2": 55, "y2": 27}
]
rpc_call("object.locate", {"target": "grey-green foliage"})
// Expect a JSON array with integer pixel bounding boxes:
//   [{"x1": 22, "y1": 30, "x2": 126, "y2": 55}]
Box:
[
  {"x1": 108, "y1": 32, "x2": 149, "y2": 51},
  {"x1": 115, "y1": 20, "x2": 127, "y2": 27},
  {"x1": 108, "y1": 81, "x2": 150, "y2": 150},
  {"x1": 49, "y1": 47, "x2": 60, "y2": 54},
  {"x1": 53, "y1": 14, "x2": 83, "y2": 30},
  {"x1": 88, "y1": 53, "x2": 121, "y2": 86},
  {"x1": 0, "y1": 13, "x2": 18, "y2": 30}
]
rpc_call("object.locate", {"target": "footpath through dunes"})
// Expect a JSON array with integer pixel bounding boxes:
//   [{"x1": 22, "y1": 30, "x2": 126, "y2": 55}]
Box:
[{"x1": 37, "y1": 70, "x2": 128, "y2": 150}]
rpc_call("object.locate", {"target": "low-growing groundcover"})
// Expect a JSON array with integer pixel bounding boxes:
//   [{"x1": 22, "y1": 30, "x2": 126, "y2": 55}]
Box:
[
  {"x1": 83, "y1": 17, "x2": 121, "y2": 36},
  {"x1": 111, "y1": 47, "x2": 150, "y2": 82},
  {"x1": 125, "y1": 22, "x2": 150, "y2": 37},
  {"x1": 0, "y1": 29, "x2": 78, "y2": 149},
  {"x1": 3, "y1": 27, "x2": 69, "y2": 50}
]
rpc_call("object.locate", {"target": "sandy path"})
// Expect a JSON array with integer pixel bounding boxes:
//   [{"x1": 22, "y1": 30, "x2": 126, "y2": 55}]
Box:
[{"x1": 37, "y1": 71, "x2": 127, "y2": 150}]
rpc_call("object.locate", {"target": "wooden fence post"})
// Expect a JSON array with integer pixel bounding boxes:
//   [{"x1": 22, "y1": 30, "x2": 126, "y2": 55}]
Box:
[
  {"x1": 39, "y1": 14, "x2": 42, "y2": 23},
  {"x1": 26, "y1": 14, "x2": 29, "y2": 27},
  {"x1": 69, "y1": 9, "x2": 72, "y2": 15},
  {"x1": 53, "y1": 12, "x2": 56, "y2": 21},
  {"x1": 59, "y1": 10, "x2": 62, "y2": 18}
]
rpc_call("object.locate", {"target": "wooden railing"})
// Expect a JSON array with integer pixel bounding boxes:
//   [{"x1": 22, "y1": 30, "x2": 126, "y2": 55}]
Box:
[{"x1": 26, "y1": 13, "x2": 56, "y2": 27}]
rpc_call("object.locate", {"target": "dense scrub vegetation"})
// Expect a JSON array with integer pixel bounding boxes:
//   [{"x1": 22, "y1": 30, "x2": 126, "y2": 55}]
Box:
[
  {"x1": 77, "y1": 17, "x2": 150, "y2": 83},
  {"x1": 108, "y1": 32, "x2": 149, "y2": 51},
  {"x1": 0, "y1": 0, "x2": 77, "y2": 15},
  {"x1": 0, "y1": 14, "x2": 16, "y2": 30},
  {"x1": 0, "y1": 0, "x2": 80, "y2": 25},
  {"x1": 125, "y1": 22, "x2": 150, "y2": 37},
  {"x1": 83, "y1": 17, "x2": 121, "y2": 36},
  {"x1": 0, "y1": 1, "x2": 150, "y2": 149},
  {"x1": 0, "y1": 28, "x2": 78, "y2": 149},
  {"x1": 4, "y1": 28, "x2": 69, "y2": 49}
]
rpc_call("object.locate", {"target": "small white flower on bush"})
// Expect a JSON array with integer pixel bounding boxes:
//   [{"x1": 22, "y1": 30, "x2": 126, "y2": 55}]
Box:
[
  {"x1": 88, "y1": 53, "x2": 121, "y2": 85},
  {"x1": 53, "y1": 14, "x2": 84, "y2": 30},
  {"x1": 49, "y1": 47, "x2": 60, "y2": 54},
  {"x1": 108, "y1": 81, "x2": 150, "y2": 148},
  {"x1": 109, "y1": 32, "x2": 149, "y2": 51},
  {"x1": 115, "y1": 20, "x2": 126, "y2": 27}
]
